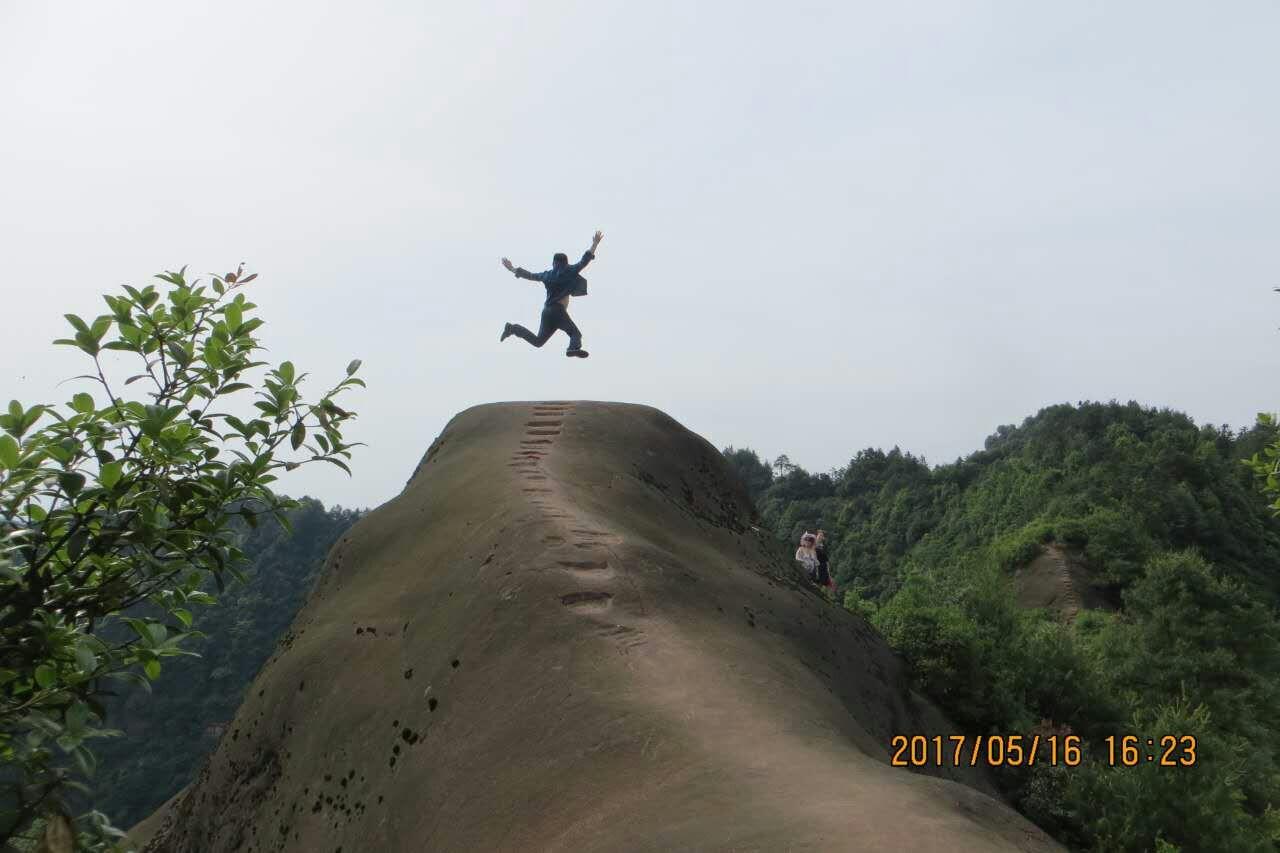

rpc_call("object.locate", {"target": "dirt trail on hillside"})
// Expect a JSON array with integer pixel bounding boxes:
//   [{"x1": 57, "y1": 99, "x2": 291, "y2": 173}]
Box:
[
  {"x1": 1014, "y1": 545, "x2": 1114, "y2": 621},
  {"x1": 134, "y1": 402, "x2": 1060, "y2": 853}
]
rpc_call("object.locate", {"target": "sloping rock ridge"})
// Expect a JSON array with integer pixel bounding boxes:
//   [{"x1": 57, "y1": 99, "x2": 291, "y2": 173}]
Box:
[{"x1": 134, "y1": 401, "x2": 1059, "y2": 852}]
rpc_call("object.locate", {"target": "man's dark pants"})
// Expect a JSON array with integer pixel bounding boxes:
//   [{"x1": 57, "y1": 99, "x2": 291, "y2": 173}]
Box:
[{"x1": 509, "y1": 303, "x2": 582, "y2": 351}]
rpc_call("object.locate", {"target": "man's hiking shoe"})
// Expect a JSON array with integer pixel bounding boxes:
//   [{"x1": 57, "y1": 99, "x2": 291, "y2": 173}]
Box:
[
  {"x1": 500, "y1": 323, "x2": 513, "y2": 342},
  {"x1": 566, "y1": 349, "x2": 589, "y2": 358}
]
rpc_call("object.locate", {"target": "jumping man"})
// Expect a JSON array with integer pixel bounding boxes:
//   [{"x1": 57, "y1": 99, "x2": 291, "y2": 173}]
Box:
[{"x1": 500, "y1": 230, "x2": 603, "y2": 358}]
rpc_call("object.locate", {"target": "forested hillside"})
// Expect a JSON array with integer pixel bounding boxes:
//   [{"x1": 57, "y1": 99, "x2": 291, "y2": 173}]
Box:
[
  {"x1": 91, "y1": 498, "x2": 360, "y2": 828},
  {"x1": 727, "y1": 401, "x2": 1280, "y2": 851}
]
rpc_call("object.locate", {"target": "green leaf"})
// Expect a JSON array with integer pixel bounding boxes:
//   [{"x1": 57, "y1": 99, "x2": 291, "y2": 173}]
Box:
[
  {"x1": 99, "y1": 460, "x2": 123, "y2": 489},
  {"x1": 64, "y1": 313, "x2": 89, "y2": 333},
  {"x1": 140, "y1": 405, "x2": 166, "y2": 438},
  {"x1": 58, "y1": 471, "x2": 86, "y2": 497},
  {"x1": 75, "y1": 330, "x2": 100, "y2": 355},
  {"x1": 67, "y1": 527, "x2": 89, "y2": 561},
  {"x1": 21, "y1": 404, "x2": 46, "y2": 435},
  {"x1": 317, "y1": 456, "x2": 352, "y2": 475},
  {"x1": 72, "y1": 392, "x2": 94, "y2": 414},
  {"x1": 223, "y1": 415, "x2": 250, "y2": 437},
  {"x1": 143, "y1": 659, "x2": 161, "y2": 680},
  {"x1": 173, "y1": 608, "x2": 193, "y2": 628},
  {"x1": 66, "y1": 701, "x2": 91, "y2": 734},
  {"x1": 75, "y1": 644, "x2": 98, "y2": 673},
  {"x1": 290, "y1": 422, "x2": 306, "y2": 450},
  {"x1": 90, "y1": 315, "x2": 113, "y2": 341},
  {"x1": 73, "y1": 745, "x2": 98, "y2": 778},
  {"x1": 34, "y1": 664, "x2": 56, "y2": 689},
  {"x1": 346, "y1": 358, "x2": 362, "y2": 376},
  {"x1": 279, "y1": 361, "x2": 295, "y2": 383},
  {"x1": 0, "y1": 434, "x2": 17, "y2": 469},
  {"x1": 146, "y1": 623, "x2": 167, "y2": 646}
]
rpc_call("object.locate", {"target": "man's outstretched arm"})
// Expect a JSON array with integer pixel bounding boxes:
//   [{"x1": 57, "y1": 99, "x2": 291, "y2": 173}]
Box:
[
  {"x1": 501, "y1": 257, "x2": 545, "y2": 281},
  {"x1": 569, "y1": 230, "x2": 604, "y2": 273}
]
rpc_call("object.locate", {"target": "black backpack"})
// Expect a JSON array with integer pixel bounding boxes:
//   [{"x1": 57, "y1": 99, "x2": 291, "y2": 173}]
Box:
[{"x1": 570, "y1": 275, "x2": 588, "y2": 297}]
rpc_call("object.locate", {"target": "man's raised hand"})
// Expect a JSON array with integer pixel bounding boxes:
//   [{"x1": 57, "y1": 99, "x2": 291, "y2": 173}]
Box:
[
  {"x1": 591, "y1": 230, "x2": 604, "y2": 249},
  {"x1": 501, "y1": 257, "x2": 515, "y2": 272}
]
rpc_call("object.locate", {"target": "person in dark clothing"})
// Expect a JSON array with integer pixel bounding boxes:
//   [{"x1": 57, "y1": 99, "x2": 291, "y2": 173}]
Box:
[
  {"x1": 815, "y1": 530, "x2": 836, "y2": 595},
  {"x1": 500, "y1": 230, "x2": 603, "y2": 358}
]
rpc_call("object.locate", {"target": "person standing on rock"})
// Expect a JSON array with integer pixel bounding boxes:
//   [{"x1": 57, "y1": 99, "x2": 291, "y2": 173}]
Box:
[
  {"x1": 499, "y1": 230, "x2": 603, "y2": 358},
  {"x1": 796, "y1": 532, "x2": 821, "y2": 583},
  {"x1": 815, "y1": 530, "x2": 836, "y2": 596}
]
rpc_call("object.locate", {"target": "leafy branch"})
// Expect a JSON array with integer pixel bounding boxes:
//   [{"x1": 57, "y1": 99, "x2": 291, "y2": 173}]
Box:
[{"x1": 0, "y1": 265, "x2": 363, "y2": 850}]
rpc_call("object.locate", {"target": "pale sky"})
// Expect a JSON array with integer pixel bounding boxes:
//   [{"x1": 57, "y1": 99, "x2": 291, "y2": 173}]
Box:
[{"x1": 3, "y1": 1, "x2": 1277, "y2": 509}]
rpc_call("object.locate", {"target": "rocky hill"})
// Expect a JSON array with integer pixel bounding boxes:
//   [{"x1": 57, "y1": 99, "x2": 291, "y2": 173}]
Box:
[{"x1": 133, "y1": 402, "x2": 1057, "y2": 852}]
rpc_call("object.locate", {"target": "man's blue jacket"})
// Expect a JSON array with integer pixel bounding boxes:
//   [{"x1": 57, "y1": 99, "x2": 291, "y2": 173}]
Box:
[{"x1": 515, "y1": 251, "x2": 594, "y2": 306}]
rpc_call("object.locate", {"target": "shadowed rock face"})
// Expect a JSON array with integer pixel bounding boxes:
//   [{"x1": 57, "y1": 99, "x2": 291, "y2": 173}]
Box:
[{"x1": 134, "y1": 402, "x2": 1059, "y2": 852}]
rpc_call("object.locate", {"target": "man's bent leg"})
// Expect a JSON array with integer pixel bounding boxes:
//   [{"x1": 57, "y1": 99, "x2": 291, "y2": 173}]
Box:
[
  {"x1": 505, "y1": 324, "x2": 541, "y2": 346},
  {"x1": 556, "y1": 309, "x2": 584, "y2": 352},
  {"x1": 508, "y1": 307, "x2": 558, "y2": 348}
]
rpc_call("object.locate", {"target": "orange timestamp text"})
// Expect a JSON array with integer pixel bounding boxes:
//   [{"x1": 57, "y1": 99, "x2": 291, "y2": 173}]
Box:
[{"x1": 889, "y1": 734, "x2": 1199, "y2": 768}]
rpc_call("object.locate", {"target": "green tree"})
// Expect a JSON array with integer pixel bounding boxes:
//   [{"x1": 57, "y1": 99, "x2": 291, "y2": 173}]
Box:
[
  {"x1": 1064, "y1": 701, "x2": 1280, "y2": 852},
  {"x1": 720, "y1": 446, "x2": 773, "y2": 499},
  {"x1": 1090, "y1": 551, "x2": 1280, "y2": 818},
  {"x1": 0, "y1": 266, "x2": 363, "y2": 849},
  {"x1": 1247, "y1": 411, "x2": 1280, "y2": 517},
  {"x1": 89, "y1": 497, "x2": 360, "y2": 828}
]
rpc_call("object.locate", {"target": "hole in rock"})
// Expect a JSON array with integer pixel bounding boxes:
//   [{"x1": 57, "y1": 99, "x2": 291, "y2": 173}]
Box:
[
  {"x1": 559, "y1": 591, "x2": 614, "y2": 611},
  {"x1": 558, "y1": 560, "x2": 609, "y2": 571}
]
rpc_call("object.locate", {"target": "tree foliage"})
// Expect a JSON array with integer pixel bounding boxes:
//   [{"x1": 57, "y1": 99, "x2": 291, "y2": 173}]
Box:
[
  {"x1": 0, "y1": 266, "x2": 363, "y2": 849},
  {"x1": 88, "y1": 497, "x2": 359, "y2": 829}
]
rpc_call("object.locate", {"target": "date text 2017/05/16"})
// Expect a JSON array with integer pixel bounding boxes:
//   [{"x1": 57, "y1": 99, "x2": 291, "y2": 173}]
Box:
[{"x1": 889, "y1": 734, "x2": 1198, "y2": 768}]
